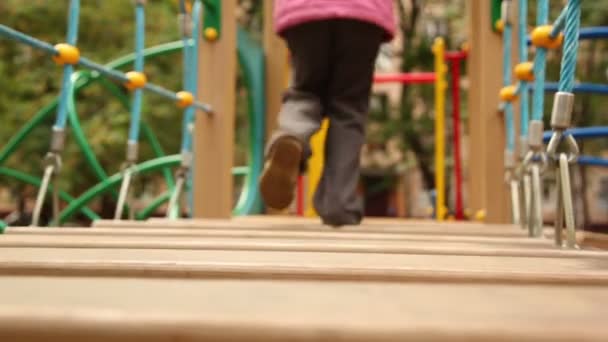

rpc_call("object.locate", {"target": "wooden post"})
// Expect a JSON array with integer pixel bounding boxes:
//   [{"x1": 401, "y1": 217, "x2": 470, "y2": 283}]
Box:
[
  {"x1": 263, "y1": 0, "x2": 288, "y2": 140},
  {"x1": 193, "y1": 0, "x2": 236, "y2": 218},
  {"x1": 466, "y1": 0, "x2": 515, "y2": 223}
]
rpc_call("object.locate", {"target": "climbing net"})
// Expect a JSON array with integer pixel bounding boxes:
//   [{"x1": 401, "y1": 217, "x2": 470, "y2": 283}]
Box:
[
  {"x1": 0, "y1": 0, "x2": 213, "y2": 226},
  {"x1": 497, "y1": 0, "x2": 608, "y2": 248}
]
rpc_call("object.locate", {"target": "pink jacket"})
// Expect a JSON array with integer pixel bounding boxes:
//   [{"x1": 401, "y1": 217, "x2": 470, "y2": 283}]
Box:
[{"x1": 274, "y1": 0, "x2": 396, "y2": 41}]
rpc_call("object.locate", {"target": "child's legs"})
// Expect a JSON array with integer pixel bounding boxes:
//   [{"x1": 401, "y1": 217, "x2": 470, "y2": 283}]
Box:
[
  {"x1": 314, "y1": 20, "x2": 384, "y2": 225},
  {"x1": 266, "y1": 21, "x2": 331, "y2": 164}
]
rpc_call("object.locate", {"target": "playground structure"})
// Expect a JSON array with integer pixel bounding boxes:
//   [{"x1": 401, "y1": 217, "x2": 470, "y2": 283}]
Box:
[
  {"x1": 0, "y1": 0, "x2": 605, "y2": 232},
  {"x1": 0, "y1": 0, "x2": 475, "y2": 226},
  {"x1": 1, "y1": 0, "x2": 608, "y2": 340}
]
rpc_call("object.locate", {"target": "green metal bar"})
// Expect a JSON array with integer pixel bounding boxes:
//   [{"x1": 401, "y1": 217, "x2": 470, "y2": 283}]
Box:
[
  {"x1": 58, "y1": 155, "x2": 181, "y2": 223},
  {"x1": 140, "y1": 124, "x2": 175, "y2": 188},
  {"x1": 0, "y1": 220, "x2": 6, "y2": 233},
  {"x1": 0, "y1": 167, "x2": 99, "y2": 220},
  {"x1": 136, "y1": 190, "x2": 171, "y2": 220}
]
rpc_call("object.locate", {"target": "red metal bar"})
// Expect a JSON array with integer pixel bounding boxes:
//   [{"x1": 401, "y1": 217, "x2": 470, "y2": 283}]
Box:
[
  {"x1": 373, "y1": 72, "x2": 436, "y2": 84},
  {"x1": 296, "y1": 175, "x2": 304, "y2": 216},
  {"x1": 450, "y1": 58, "x2": 464, "y2": 220},
  {"x1": 445, "y1": 51, "x2": 468, "y2": 61}
]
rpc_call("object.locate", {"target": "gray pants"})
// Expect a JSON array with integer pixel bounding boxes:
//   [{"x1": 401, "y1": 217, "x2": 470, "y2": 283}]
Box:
[{"x1": 267, "y1": 19, "x2": 384, "y2": 225}]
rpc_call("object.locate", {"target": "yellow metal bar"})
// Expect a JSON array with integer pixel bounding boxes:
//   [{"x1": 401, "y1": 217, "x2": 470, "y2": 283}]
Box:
[
  {"x1": 305, "y1": 118, "x2": 329, "y2": 217},
  {"x1": 432, "y1": 37, "x2": 448, "y2": 221}
]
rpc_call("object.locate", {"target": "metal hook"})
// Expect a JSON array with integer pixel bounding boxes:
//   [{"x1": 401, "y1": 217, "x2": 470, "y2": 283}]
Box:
[
  {"x1": 114, "y1": 164, "x2": 135, "y2": 220},
  {"x1": 558, "y1": 153, "x2": 578, "y2": 249},
  {"x1": 528, "y1": 164, "x2": 543, "y2": 238}
]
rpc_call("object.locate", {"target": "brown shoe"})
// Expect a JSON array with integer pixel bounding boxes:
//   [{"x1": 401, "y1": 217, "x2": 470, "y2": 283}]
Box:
[{"x1": 259, "y1": 136, "x2": 302, "y2": 210}]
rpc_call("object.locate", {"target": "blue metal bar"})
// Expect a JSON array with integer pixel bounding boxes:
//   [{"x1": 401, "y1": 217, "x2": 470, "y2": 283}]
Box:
[
  {"x1": 182, "y1": 0, "x2": 203, "y2": 153},
  {"x1": 127, "y1": 3, "x2": 146, "y2": 143},
  {"x1": 576, "y1": 156, "x2": 608, "y2": 167},
  {"x1": 543, "y1": 126, "x2": 608, "y2": 142},
  {"x1": 544, "y1": 82, "x2": 608, "y2": 94},
  {"x1": 0, "y1": 24, "x2": 57, "y2": 54},
  {"x1": 54, "y1": 0, "x2": 81, "y2": 130},
  {"x1": 527, "y1": 27, "x2": 608, "y2": 45}
]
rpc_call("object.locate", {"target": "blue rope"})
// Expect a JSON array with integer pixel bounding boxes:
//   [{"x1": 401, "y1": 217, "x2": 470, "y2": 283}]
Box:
[
  {"x1": 127, "y1": 3, "x2": 146, "y2": 144},
  {"x1": 531, "y1": 0, "x2": 549, "y2": 122},
  {"x1": 550, "y1": 3, "x2": 569, "y2": 38},
  {"x1": 518, "y1": 0, "x2": 529, "y2": 137},
  {"x1": 0, "y1": 25, "x2": 57, "y2": 54},
  {"x1": 54, "y1": 0, "x2": 81, "y2": 130},
  {"x1": 558, "y1": 0, "x2": 581, "y2": 93}
]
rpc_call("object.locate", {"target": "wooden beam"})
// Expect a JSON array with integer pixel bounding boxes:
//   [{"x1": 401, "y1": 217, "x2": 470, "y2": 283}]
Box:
[
  {"x1": 193, "y1": 0, "x2": 236, "y2": 218},
  {"x1": 467, "y1": 0, "x2": 516, "y2": 223}
]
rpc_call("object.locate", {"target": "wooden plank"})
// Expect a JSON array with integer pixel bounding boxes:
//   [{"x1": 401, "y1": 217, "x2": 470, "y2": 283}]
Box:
[
  {"x1": 193, "y1": 0, "x2": 236, "y2": 218},
  {"x1": 0, "y1": 235, "x2": 605, "y2": 258},
  {"x1": 92, "y1": 219, "x2": 528, "y2": 237},
  {"x1": 5, "y1": 227, "x2": 551, "y2": 246},
  {"x1": 1, "y1": 248, "x2": 608, "y2": 284},
  {"x1": 0, "y1": 277, "x2": 607, "y2": 341}
]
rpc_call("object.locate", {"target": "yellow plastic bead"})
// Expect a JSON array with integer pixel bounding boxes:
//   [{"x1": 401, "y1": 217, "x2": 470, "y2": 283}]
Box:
[
  {"x1": 514, "y1": 62, "x2": 535, "y2": 81},
  {"x1": 52, "y1": 43, "x2": 80, "y2": 65},
  {"x1": 531, "y1": 25, "x2": 563, "y2": 49},
  {"x1": 176, "y1": 91, "x2": 194, "y2": 108},
  {"x1": 204, "y1": 27, "x2": 218, "y2": 41},
  {"x1": 495, "y1": 19, "x2": 504, "y2": 33},
  {"x1": 125, "y1": 71, "x2": 147, "y2": 90},
  {"x1": 475, "y1": 210, "x2": 486, "y2": 222},
  {"x1": 460, "y1": 41, "x2": 470, "y2": 53},
  {"x1": 499, "y1": 85, "x2": 518, "y2": 102}
]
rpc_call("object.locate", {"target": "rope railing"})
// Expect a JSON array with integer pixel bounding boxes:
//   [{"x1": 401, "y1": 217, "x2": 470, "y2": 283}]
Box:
[
  {"x1": 497, "y1": 0, "x2": 601, "y2": 249},
  {"x1": 0, "y1": 0, "x2": 213, "y2": 226}
]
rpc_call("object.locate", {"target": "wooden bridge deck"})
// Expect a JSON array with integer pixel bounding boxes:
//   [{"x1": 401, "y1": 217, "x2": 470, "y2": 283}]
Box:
[{"x1": 1, "y1": 216, "x2": 607, "y2": 341}]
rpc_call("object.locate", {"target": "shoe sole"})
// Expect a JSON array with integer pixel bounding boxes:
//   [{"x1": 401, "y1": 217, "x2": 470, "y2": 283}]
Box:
[{"x1": 259, "y1": 137, "x2": 302, "y2": 210}]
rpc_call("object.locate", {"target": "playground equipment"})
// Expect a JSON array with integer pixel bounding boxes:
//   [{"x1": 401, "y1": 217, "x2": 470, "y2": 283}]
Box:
[
  {"x1": 495, "y1": 0, "x2": 608, "y2": 248},
  {"x1": 1, "y1": 2, "x2": 608, "y2": 340},
  {"x1": 0, "y1": 0, "x2": 267, "y2": 225}
]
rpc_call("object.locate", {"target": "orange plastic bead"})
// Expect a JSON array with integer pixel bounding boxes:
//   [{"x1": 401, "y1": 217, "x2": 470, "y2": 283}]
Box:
[
  {"x1": 500, "y1": 85, "x2": 518, "y2": 102},
  {"x1": 514, "y1": 62, "x2": 535, "y2": 82},
  {"x1": 204, "y1": 27, "x2": 218, "y2": 41},
  {"x1": 531, "y1": 25, "x2": 564, "y2": 49},
  {"x1": 52, "y1": 43, "x2": 80, "y2": 65},
  {"x1": 176, "y1": 91, "x2": 194, "y2": 108},
  {"x1": 495, "y1": 19, "x2": 504, "y2": 33},
  {"x1": 125, "y1": 71, "x2": 147, "y2": 90}
]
